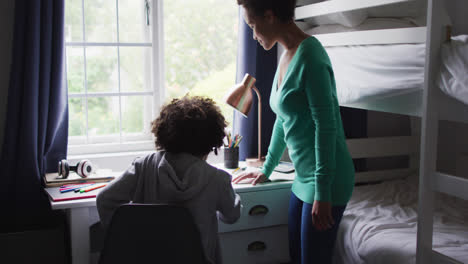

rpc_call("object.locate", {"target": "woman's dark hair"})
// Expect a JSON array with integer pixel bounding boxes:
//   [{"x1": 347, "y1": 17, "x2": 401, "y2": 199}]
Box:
[
  {"x1": 237, "y1": 0, "x2": 297, "y2": 23},
  {"x1": 151, "y1": 95, "x2": 227, "y2": 157}
]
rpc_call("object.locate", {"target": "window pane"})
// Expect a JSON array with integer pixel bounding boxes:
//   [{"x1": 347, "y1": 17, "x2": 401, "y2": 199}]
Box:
[
  {"x1": 87, "y1": 97, "x2": 120, "y2": 141},
  {"x1": 84, "y1": 0, "x2": 117, "y2": 42},
  {"x1": 119, "y1": 47, "x2": 152, "y2": 92},
  {"x1": 69, "y1": 98, "x2": 86, "y2": 137},
  {"x1": 66, "y1": 47, "x2": 85, "y2": 94},
  {"x1": 118, "y1": 0, "x2": 150, "y2": 43},
  {"x1": 65, "y1": 0, "x2": 83, "y2": 42},
  {"x1": 164, "y1": 0, "x2": 238, "y2": 126},
  {"x1": 86, "y1": 47, "x2": 119, "y2": 93},
  {"x1": 121, "y1": 96, "x2": 153, "y2": 138}
]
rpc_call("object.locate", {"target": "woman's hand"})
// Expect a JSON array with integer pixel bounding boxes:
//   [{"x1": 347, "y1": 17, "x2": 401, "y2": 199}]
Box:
[
  {"x1": 311, "y1": 200, "x2": 334, "y2": 231},
  {"x1": 232, "y1": 170, "x2": 268, "y2": 185}
]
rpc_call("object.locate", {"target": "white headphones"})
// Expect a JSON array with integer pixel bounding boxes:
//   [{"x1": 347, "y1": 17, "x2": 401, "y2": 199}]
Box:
[{"x1": 58, "y1": 159, "x2": 93, "y2": 178}]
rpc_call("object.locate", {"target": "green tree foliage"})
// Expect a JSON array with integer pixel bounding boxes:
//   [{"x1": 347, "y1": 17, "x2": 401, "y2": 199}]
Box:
[
  {"x1": 164, "y1": 1, "x2": 238, "y2": 103},
  {"x1": 66, "y1": 0, "x2": 238, "y2": 139}
]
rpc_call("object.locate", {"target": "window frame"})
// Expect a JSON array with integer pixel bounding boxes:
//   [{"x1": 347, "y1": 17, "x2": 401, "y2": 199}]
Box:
[{"x1": 66, "y1": 0, "x2": 164, "y2": 156}]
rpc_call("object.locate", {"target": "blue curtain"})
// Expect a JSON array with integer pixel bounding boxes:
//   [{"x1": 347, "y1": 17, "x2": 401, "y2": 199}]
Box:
[
  {"x1": 0, "y1": 0, "x2": 68, "y2": 231},
  {"x1": 233, "y1": 12, "x2": 277, "y2": 161}
]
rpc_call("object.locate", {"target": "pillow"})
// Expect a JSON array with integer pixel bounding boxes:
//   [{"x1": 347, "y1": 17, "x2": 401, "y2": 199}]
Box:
[
  {"x1": 305, "y1": 17, "x2": 418, "y2": 35},
  {"x1": 298, "y1": 0, "x2": 368, "y2": 28},
  {"x1": 318, "y1": 9, "x2": 368, "y2": 28}
]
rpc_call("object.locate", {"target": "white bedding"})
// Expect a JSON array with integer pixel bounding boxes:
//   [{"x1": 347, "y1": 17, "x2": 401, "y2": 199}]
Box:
[
  {"x1": 333, "y1": 175, "x2": 468, "y2": 264},
  {"x1": 303, "y1": 15, "x2": 468, "y2": 106},
  {"x1": 325, "y1": 43, "x2": 426, "y2": 104},
  {"x1": 439, "y1": 35, "x2": 468, "y2": 106}
]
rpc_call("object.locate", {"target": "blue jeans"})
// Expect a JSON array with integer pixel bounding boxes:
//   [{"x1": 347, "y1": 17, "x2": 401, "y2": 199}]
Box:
[{"x1": 288, "y1": 192, "x2": 346, "y2": 264}]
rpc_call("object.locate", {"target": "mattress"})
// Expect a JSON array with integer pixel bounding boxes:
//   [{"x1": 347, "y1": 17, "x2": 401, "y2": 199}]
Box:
[
  {"x1": 332, "y1": 175, "x2": 468, "y2": 264},
  {"x1": 325, "y1": 43, "x2": 426, "y2": 104},
  {"x1": 304, "y1": 16, "x2": 468, "y2": 106}
]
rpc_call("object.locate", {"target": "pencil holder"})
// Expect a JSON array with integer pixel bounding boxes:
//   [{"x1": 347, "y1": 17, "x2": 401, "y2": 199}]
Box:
[{"x1": 223, "y1": 147, "x2": 239, "y2": 169}]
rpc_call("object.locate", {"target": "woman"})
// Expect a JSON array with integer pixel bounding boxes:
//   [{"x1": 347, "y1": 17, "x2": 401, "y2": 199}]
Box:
[
  {"x1": 97, "y1": 96, "x2": 241, "y2": 264},
  {"x1": 232, "y1": 1, "x2": 355, "y2": 263}
]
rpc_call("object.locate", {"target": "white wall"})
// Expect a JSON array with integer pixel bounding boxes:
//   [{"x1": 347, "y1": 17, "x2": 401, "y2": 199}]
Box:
[
  {"x1": 0, "y1": 0, "x2": 15, "y2": 156},
  {"x1": 446, "y1": 0, "x2": 468, "y2": 35}
]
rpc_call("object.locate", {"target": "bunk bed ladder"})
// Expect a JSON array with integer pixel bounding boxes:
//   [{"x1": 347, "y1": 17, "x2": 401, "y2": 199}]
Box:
[{"x1": 417, "y1": 0, "x2": 467, "y2": 263}]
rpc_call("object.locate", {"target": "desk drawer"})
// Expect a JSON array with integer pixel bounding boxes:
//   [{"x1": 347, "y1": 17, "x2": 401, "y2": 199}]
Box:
[
  {"x1": 220, "y1": 225, "x2": 289, "y2": 264},
  {"x1": 219, "y1": 187, "x2": 290, "y2": 233}
]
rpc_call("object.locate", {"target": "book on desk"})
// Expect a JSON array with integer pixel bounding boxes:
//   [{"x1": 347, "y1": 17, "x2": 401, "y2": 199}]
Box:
[
  {"x1": 44, "y1": 185, "x2": 105, "y2": 202},
  {"x1": 43, "y1": 169, "x2": 119, "y2": 187},
  {"x1": 43, "y1": 169, "x2": 119, "y2": 202},
  {"x1": 216, "y1": 161, "x2": 295, "y2": 182}
]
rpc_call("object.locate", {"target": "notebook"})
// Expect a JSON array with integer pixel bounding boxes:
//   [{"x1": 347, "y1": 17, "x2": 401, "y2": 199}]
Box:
[
  {"x1": 43, "y1": 169, "x2": 118, "y2": 187},
  {"x1": 273, "y1": 161, "x2": 295, "y2": 173},
  {"x1": 44, "y1": 184, "x2": 107, "y2": 202}
]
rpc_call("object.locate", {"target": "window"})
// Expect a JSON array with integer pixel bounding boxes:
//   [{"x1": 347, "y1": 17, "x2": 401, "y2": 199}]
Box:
[
  {"x1": 163, "y1": 0, "x2": 238, "y2": 124},
  {"x1": 65, "y1": 0, "x2": 238, "y2": 155}
]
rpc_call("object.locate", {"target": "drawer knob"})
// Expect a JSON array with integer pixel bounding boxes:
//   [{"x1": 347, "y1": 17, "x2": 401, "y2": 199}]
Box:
[
  {"x1": 247, "y1": 241, "x2": 266, "y2": 252},
  {"x1": 249, "y1": 205, "x2": 269, "y2": 216}
]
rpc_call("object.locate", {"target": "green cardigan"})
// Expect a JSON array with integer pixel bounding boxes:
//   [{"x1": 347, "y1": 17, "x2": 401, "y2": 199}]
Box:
[{"x1": 261, "y1": 37, "x2": 354, "y2": 205}]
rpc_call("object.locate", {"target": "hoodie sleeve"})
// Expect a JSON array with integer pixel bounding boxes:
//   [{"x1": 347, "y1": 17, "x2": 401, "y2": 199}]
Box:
[
  {"x1": 216, "y1": 171, "x2": 241, "y2": 224},
  {"x1": 96, "y1": 161, "x2": 140, "y2": 228}
]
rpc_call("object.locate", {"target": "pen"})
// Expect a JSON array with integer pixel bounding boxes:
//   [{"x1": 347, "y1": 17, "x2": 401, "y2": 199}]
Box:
[
  {"x1": 60, "y1": 183, "x2": 92, "y2": 189},
  {"x1": 232, "y1": 167, "x2": 246, "y2": 174},
  {"x1": 60, "y1": 182, "x2": 96, "y2": 189},
  {"x1": 233, "y1": 136, "x2": 243, "y2": 148},
  {"x1": 60, "y1": 183, "x2": 96, "y2": 193},
  {"x1": 79, "y1": 183, "x2": 107, "y2": 193}
]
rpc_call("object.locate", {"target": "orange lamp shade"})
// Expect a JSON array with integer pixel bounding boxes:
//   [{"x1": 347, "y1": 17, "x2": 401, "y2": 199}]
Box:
[{"x1": 225, "y1": 74, "x2": 256, "y2": 117}]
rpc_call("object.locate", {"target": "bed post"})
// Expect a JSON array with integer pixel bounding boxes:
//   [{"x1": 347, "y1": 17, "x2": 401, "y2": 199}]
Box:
[{"x1": 416, "y1": 0, "x2": 445, "y2": 263}]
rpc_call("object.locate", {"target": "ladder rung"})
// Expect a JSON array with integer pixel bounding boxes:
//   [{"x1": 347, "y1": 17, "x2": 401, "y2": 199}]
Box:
[
  {"x1": 355, "y1": 168, "x2": 416, "y2": 183},
  {"x1": 434, "y1": 172, "x2": 468, "y2": 201}
]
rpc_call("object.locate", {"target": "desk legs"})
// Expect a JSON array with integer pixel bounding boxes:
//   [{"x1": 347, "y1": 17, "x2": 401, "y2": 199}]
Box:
[{"x1": 68, "y1": 207, "x2": 90, "y2": 264}]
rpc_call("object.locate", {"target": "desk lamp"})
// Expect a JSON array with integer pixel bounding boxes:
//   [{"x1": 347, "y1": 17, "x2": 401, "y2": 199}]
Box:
[{"x1": 225, "y1": 73, "x2": 264, "y2": 167}]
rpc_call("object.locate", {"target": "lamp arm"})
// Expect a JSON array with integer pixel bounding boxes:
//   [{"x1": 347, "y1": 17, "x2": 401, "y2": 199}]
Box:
[{"x1": 252, "y1": 86, "x2": 262, "y2": 160}]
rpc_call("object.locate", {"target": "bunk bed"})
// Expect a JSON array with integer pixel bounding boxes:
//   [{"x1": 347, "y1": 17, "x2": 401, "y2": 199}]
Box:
[{"x1": 293, "y1": 0, "x2": 468, "y2": 263}]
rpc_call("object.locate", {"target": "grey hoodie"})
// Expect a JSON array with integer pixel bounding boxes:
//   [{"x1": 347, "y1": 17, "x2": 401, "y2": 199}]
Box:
[{"x1": 96, "y1": 151, "x2": 241, "y2": 264}]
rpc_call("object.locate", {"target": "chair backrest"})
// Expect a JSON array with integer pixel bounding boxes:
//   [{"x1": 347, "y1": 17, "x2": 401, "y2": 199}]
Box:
[{"x1": 99, "y1": 203, "x2": 207, "y2": 264}]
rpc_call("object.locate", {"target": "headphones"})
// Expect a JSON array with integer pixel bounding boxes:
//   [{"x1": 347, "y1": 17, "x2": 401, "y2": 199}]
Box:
[{"x1": 58, "y1": 159, "x2": 93, "y2": 178}]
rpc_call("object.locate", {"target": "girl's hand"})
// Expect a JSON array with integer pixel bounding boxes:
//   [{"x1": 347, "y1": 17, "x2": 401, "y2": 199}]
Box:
[
  {"x1": 232, "y1": 171, "x2": 267, "y2": 185},
  {"x1": 311, "y1": 200, "x2": 334, "y2": 231}
]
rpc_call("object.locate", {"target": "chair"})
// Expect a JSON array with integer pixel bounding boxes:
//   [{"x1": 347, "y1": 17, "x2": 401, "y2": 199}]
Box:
[{"x1": 99, "y1": 203, "x2": 208, "y2": 264}]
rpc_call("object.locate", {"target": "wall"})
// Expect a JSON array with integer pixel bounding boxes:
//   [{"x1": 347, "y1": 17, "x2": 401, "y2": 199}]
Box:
[
  {"x1": 0, "y1": 0, "x2": 15, "y2": 156},
  {"x1": 446, "y1": 0, "x2": 468, "y2": 35}
]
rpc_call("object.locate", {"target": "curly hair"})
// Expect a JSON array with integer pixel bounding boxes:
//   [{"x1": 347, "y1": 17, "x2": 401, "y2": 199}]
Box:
[
  {"x1": 237, "y1": 0, "x2": 297, "y2": 23},
  {"x1": 151, "y1": 96, "x2": 227, "y2": 157}
]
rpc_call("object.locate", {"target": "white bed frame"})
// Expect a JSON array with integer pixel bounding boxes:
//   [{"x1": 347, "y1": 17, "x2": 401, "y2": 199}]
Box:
[{"x1": 295, "y1": 0, "x2": 468, "y2": 263}]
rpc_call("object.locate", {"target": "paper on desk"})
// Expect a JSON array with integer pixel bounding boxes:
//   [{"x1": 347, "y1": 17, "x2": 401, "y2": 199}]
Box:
[{"x1": 230, "y1": 165, "x2": 295, "y2": 183}]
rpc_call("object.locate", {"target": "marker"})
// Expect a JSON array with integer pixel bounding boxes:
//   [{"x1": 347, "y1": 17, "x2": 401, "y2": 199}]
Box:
[
  {"x1": 60, "y1": 182, "x2": 96, "y2": 189},
  {"x1": 80, "y1": 183, "x2": 107, "y2": 193},
  {"x1": 60, "y1": 183, "x2": 96, "y2": 193}
]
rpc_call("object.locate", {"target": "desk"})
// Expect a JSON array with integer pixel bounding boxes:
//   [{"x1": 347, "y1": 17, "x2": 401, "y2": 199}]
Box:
[{"x1": 48, "y1": 169, "x2": 294, "y2": 264}]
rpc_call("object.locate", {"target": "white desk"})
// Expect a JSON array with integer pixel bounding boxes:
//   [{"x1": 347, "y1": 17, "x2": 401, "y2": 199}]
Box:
[{"x1": 48, "y1": 170, "x2": 294, "y2": 264}]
